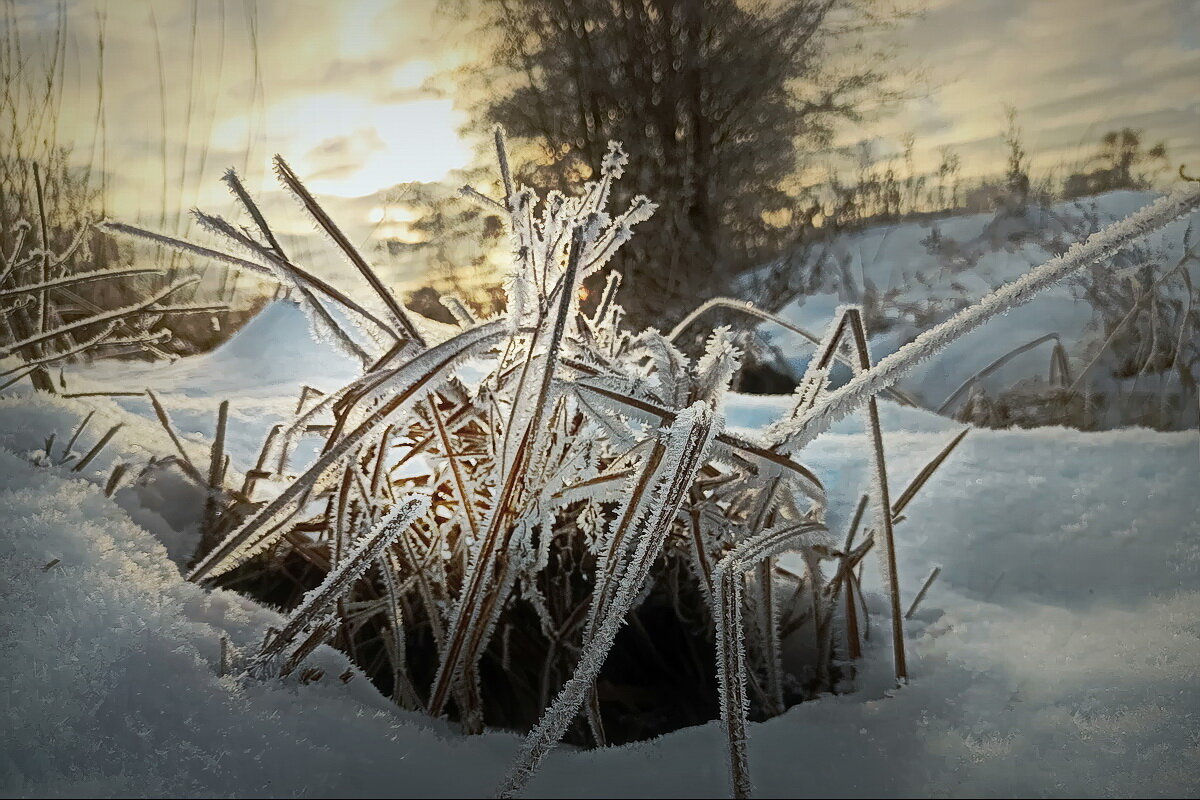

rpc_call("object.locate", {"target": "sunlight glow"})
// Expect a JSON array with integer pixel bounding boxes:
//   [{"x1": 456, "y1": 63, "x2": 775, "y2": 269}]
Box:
[
  {"x1": 369, "y1": 205, "x2": 419, "y2": 224},
  {"x1": 392, "y1": 60, "x2": 435, "y2": 88},
  {"x1": 215, "y1": 93, "x2": 470, "y2": 197}
]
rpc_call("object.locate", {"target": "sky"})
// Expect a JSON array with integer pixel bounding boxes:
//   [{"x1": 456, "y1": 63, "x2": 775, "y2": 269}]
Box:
[
  {"x1": 865, "y1": 0, "x2": 1200, "y2": 181},
  {"x1": 6, "y1": 0, "x2": 1199, "y2": 267}
]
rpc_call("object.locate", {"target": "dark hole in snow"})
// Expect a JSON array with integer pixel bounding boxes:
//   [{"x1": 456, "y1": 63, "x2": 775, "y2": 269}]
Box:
[{"x1": 215, "y1": 540, "x2": 837, "y2": 745}]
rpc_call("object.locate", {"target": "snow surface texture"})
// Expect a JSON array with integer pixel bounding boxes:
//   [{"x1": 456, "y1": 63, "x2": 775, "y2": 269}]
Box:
[{"x1": 2, "y1": 293, "x2": 1198, "y2": 796}]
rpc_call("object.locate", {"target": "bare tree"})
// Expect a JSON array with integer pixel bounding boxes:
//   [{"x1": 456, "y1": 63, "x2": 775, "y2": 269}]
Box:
[{"x1": 439, "y1": 0, "x2": 906, "y2": 328}]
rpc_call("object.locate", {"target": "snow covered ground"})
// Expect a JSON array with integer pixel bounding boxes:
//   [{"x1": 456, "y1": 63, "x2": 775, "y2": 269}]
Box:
[{"x1": 3, "y1": 292, "x2": 1200, "y2": 795}]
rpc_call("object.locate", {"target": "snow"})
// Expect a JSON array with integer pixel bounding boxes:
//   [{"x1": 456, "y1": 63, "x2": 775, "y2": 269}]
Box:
[
  {"x1": 0, "y1": 447, "x2": 526, "y2": 798},
  {"x1": 61, "y1": 299, "x2": 362, "y2": 468},
  {"x1": 3, "y1": 387, "x2": 1195, "y2": 797},
  {"x1": 4, "y1": 207, "x2": 1200, "y2": 795},
  {"x1": 0, "y1": 391, "x2": 213, "y2": 566},
  {"x1": 762, "y1": 190, "x2": 1199, "y2": 411}
]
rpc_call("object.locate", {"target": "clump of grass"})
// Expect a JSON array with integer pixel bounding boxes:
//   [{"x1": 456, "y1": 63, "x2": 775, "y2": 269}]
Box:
[{"x1": 110, "y1": 128, "x2": 1200, "y2": 799}]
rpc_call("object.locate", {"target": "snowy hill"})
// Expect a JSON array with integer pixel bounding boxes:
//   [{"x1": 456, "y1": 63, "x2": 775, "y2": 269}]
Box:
[
  {"x1": 758, "y1": 191, "x2": 1198, "y2": 428},
  {"x1": 76, "y1": 298, "x2": 363, "y2": 399}
]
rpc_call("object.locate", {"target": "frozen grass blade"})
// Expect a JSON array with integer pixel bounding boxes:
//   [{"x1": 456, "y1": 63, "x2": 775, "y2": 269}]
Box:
[
  {"x1": 104, "y1": 462, "x2": 128, "y2": 497},
  {"x1": 713, "y1": 521, "x2": 832, "y2": 800},
  {"x1": 192, "y1": 210, "x2": 373, "y2": 366},
  {"x1": 247, "y1": 495, "x2": 428, "y2": 678},
  {"x1": 273, "y1": 155, "x2": 422, "y2": 345},
  {"x1": 0, "y1": 266, "x2": 163, "y2": 300},
  {"x1": 188, "y1": 320, "x2": 505, "y2": 582},
  {"x1": 429, "y1": 228, "x2": 586, "y2": 717},
  {"x1": 100, "y1": 220, "x2": 396, "y2": 336},
  {"x1": 498, "y1": 402, "x2": 718, "y2": 799},
  {"x1": 241, "y1": 424, "x2": 281, "y2": 498},
  {"x1": 845, "y1": 308, "x2": 907, "y2": 682},
  {"x1": 841, "y1": 494, "x2": 870, "y2": 660}
]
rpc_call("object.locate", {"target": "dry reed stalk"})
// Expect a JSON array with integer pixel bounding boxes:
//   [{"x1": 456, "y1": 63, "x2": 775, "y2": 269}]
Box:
[
  {"x1": 199, "y1": 400, "x2": 229, "y2": 550},
  {"x1": 71, "y1": 423, "x2": 121, "y2": 473},
  {"x1": 145, "y1": 389, "x2": 203, "y2": 482},
  {"x1": 103, "y1": 462, "x2": 128, "y2": 497},
  {"x1": 905, "y1": 565, "x2": 942, "y2": 620}
]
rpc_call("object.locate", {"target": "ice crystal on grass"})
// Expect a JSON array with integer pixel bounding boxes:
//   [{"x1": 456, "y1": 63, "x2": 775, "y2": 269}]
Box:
[{"x1": 247, "y1": 495, "x2": 428, "y2": 679}]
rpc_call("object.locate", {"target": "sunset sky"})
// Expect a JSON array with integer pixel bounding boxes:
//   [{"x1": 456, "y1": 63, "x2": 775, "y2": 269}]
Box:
[{"x1": 8, "y1": 0, "x2": 1200, "y2": 251}]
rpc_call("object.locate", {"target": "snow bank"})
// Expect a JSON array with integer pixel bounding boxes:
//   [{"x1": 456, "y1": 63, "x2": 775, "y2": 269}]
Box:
[
  {"x1": 59, "y1": 300, "x2": 362, "y2": 469},
  {"x1": 2, "y1": 392, "x2": 1197, "y2": 797},
  {"x1": 72, "y1": 298, "x2": 362, "y2": 400},
  {"x1": 521, "y1": 421, "x2": 1200, "y2": 797},
  {"x1": 0, "y1": 446, "x2": 526, "y2": 798}
]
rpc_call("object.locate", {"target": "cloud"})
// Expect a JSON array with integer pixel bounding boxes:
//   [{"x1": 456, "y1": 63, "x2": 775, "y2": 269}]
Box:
[
  {"x1": 304, "y1": 129, "x2": 389, "y2": 182},
  {"x1": 12, "y1": 0, "x2": 1197, "y2": 235},
  {"x1": 11, "y1": 0, "x2": 465, "y2": 228},
  {"x1": 847, "y1": 0, "x2": 1199, "y2": 178}
]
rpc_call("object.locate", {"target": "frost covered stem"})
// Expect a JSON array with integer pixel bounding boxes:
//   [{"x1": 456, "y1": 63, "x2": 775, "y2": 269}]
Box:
[
  {"x1": 0, "y1": 322, "x2": 117, "y2": 377},
  {"x1": 187, "y1": 321, "x2": 505, "y2": 582},
  {"x1": 867, "y1": 393, "x2": 905, "y2": 680},
  {"x1": 429, "y1": 227, "x2": 586, "y2": 717},
  {"x1": 32, "y1": 162, "x2": 49, "y2": 335},
  {"x1": 782, "y1": 185, "x2": 1200, "y2": 451},
  {"x1": 711, "y1": 521, "x2": 831, "y2": 800},
  {"x1": 0, "y1": 266, "x2": 164, "y2": 300},
  {"x1": 273, "y1": 155, "x2": 424, "y2": 345},
  {"x1": 0, "y1": 277, "x2": 199, "y2": 358},
  {"x1": 497, "y1": 404, "x2": 717, "y2": 798},
  {"x1": 98, "y1": 221, "x2": 397, "y2": 337},
  {"x1": 848, "y1": 310, "x2": 907, "y2": 682},
  {"x1": 717, "y1": 565, "x2": 752, "y2": 800},
  {"x1": 248, "y1": 496, "x2": 427, "y2": 675}
]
